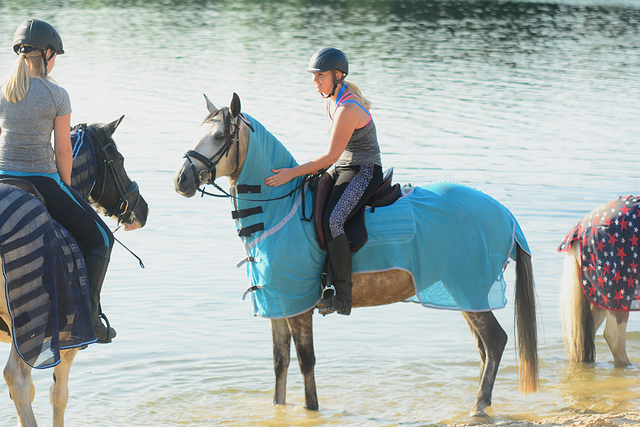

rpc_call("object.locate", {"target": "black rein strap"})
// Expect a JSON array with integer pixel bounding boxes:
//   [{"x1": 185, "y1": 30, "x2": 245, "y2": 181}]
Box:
[{"x1": 84, "y1": 125, "x2": 142, "y2": 227}]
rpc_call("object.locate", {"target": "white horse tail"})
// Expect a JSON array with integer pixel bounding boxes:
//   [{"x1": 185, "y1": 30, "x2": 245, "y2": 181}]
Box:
[
  {"x1": 560, "y1": 243, "x2": 595, "y2": 362},
  {"x1": 514, "y1": 243, "x2": 538, "y2": 394}
]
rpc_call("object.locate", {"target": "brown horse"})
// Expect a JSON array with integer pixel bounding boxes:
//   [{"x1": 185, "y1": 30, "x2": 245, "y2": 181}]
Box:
[
  {"x1": 0, "y1": 117, "x2": 149, "y2": 427},
  {"x1": 174, "y1": 94, "x2": 538, "y2": 418}
]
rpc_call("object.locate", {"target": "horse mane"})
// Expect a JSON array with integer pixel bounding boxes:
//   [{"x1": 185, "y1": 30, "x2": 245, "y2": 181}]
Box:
[{"x1": 88, "y1": 122, "x2": 119, "y2": 149}]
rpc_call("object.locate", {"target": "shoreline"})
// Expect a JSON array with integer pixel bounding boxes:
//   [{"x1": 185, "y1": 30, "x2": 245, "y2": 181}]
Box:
[{"x1": 448, "y1": 412, "x2": 640, "y2": 426}]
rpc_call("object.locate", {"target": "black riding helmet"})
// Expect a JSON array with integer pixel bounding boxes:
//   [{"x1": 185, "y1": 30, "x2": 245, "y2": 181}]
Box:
[
  {"x1": 13, "y1": 19, "x2": 64, "y2": 76},
  {"x1": 13, "y1": 19, "x2": 64, "y2": 55},
  {"x1": 307, "y1": 47, "x2": 349, "y2": 98}
]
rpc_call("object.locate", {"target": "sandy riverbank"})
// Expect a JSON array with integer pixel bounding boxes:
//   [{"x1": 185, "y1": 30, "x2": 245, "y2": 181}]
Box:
[{"x1": 449, "y1": 412, "x2": 640, "y2": 426}]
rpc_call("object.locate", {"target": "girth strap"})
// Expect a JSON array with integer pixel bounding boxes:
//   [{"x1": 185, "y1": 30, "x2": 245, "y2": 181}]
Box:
[
  {"x1": 238, "y1": 223, "x2": 265, "y2": 237},
  {"x1": 236, "y1": 184, "x2": 261, "y2": 194},
  {"x1": 232, "y1": 206, "x2": 263, "y2": 219}
]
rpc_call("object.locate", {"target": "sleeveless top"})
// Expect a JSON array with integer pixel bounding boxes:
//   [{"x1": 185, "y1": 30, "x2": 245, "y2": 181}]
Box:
[
  {"x1": 329, "y1": 85, "x2": 382, "y2": 167},
  {"x1": 0, "y1": 77, "x2": 72, "y2": 174}
]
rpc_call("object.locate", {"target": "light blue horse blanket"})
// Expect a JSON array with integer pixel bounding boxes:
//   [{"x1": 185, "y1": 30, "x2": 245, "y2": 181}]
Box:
[{"x1": 232, "y1": 114, "x2": 529, "y2": 318}]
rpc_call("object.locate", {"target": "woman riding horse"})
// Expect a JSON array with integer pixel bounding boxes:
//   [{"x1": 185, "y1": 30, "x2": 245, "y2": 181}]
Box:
[
  {"x1": 266, "y1": 47, "x2": 383, "y2": 316},
  {"x1": 0, "y1": 19, "x2": 118, "y2": 343}
]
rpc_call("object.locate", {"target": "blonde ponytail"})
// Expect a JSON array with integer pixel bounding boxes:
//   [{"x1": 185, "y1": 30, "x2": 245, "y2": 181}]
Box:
[
  {"x1": 344, "y1": 81, "x2": 371, "y2": 110},
  {"x1": 2, "y1": 51, "x2": 45, "y2": 103}
]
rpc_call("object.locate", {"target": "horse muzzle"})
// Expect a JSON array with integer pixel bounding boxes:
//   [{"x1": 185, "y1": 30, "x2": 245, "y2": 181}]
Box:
[{"x1": 174, "y1": 160, "x2": 202, "y2": 198}]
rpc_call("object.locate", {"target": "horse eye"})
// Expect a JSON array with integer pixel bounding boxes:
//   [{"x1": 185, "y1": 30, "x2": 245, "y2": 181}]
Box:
[{"x1": 214, "y1": 133, "x2": 225, "y2": 141}]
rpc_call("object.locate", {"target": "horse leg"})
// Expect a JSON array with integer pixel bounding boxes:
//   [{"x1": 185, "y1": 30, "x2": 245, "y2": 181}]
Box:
[
  {"x1": 51, "y1": 348, "x2": 78, "y2": 427},
  {"x1": 603, "y1": 310, "x2": 630, "y2": 365},
  {"x1": 270, "y1": 318, "x2": 291, "y2": 406},
  {"x1": 4, "y1": 344, "x2": 37, "y2": 427},
  {"x1": 287, "y1": 310, "x2": 318, "y2": 410},
  {"x1": 461, "y1": 311, "x2": 507, "y2": 418}
]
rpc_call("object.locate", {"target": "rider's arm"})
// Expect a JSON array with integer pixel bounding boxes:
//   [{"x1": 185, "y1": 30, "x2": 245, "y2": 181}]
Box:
[
  {"x1": 54, "y1": 114, "x2": 72, "y2": 185},
  {"x1": 265, "y1": 104, "x2": 363, "y2": 187}
]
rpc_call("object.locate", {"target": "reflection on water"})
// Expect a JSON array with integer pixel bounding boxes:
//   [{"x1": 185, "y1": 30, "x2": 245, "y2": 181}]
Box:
[{"x1": 0, "y1": 0, "x2": 639, "y2": 425}]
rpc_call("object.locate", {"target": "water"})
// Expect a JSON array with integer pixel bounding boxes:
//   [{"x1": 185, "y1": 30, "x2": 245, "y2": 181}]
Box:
[{"x1": 0, "y1": 0, "x2": 639, "y2": 425}]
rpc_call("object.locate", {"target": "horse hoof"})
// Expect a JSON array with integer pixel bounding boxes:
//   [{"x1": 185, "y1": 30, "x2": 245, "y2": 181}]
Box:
[{"x1": 469, "y1": 408, "x2": 488, "y2": 418}]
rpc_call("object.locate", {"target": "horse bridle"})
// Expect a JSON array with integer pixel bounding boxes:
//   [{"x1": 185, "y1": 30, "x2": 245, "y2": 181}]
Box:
[
  {"x1": 83, "y1": 125, "x2": 143, "y2": 227},
  {"x1": 182, "y1": 109, "x2": 318, "y2": 205},
  {"x1": 183, "y1": 109, "x2": 243, "y2": 197}
]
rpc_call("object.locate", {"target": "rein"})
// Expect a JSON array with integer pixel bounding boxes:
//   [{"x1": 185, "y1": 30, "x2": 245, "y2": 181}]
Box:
[{"x1": 82, "y1": 125, "x2": 143, "y2": 228}]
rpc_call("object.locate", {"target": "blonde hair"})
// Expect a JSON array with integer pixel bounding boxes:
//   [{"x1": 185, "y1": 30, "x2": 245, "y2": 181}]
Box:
[
  {"x1": 344, "y1": 81, "x2": 372, "y2": 110},
  {"x1": 2, "y1": 50, "x2": 46, "y2": 103}
]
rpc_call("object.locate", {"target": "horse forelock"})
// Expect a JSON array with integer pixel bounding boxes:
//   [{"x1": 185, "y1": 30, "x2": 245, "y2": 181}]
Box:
[{"x1": 201, "y1": 107, "x2": 228, "y2": 127}]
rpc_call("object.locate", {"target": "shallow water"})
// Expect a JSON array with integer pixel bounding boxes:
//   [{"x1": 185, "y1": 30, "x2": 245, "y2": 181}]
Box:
[{"x1": 0, "y1": 0, "x2": 639, "y2": 425}]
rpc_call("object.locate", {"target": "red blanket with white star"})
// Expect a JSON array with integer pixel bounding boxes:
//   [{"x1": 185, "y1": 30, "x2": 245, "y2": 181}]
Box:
[{"x1": 558, "y1": 196, "x2": 640, "y2": 311}]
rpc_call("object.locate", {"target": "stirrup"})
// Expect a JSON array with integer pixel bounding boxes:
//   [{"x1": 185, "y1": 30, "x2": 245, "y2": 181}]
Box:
[
  {"x1": 316, "y1": 284, "x2": 335, "y2": 313},
  {"x1": 321, "y1": 284, "x2": 335, "y2": 300},
  {"x1": 96, "y1": 312, "x2": 116, "y2": 343}
]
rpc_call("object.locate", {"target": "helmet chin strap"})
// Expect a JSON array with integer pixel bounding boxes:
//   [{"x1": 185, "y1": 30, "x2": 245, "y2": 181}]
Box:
[
  {"x1": 40, "y1": 49, "x2": 55, "y2": 76},
  {"x1": 320, "y1": 70, "x2": 346, "y2": 99}
]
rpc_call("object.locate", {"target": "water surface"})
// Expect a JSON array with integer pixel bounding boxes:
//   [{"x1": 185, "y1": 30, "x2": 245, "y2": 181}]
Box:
[{"x1": 0, "y1": 0, "x2": 639, "y2": 425}]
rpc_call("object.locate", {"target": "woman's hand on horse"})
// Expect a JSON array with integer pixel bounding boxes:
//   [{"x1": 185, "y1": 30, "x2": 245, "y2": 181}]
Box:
[{"x1": 266, "y1": 168, "x2": 294, "y2": 187}]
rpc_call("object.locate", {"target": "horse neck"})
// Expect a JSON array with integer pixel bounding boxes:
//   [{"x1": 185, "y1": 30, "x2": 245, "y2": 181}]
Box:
[
  {"x1": 234, "y1": 114, "x2": 299, "y2": 194},
  {"x1": 232, "y1": 114, "x2": 302, "y2": 224},
  {"x1": 70, "y1": 126, "x2": 99, "y2": 201},
  {"x1": 227, "y1": 123, "x2": 250, "y2": 187}
]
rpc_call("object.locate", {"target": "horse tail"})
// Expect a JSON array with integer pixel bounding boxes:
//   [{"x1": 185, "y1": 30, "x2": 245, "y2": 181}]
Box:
[
  {"x1": 560, "y1": 243, "x2": 595, "y2": 362},
  {"x1": 515, "y1": 243, "x2": 538, "y2": 394}
]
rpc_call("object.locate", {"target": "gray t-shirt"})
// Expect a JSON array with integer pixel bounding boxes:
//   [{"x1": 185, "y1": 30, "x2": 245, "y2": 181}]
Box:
[
  {"x1": 0, "y1": 77, "x2": 72, "y2": 173},
  {"x1": 335, "y1": 120, "x2": 382, "y2": 167}
]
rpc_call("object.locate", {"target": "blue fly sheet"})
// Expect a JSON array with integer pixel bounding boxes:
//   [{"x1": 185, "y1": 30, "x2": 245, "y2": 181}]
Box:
[
  {"x1": 231, "y1": 115, "x2": 529, "y2": 318},
  {"x1": 1, "y1": 127, "x2": 99, "y2": 368}
]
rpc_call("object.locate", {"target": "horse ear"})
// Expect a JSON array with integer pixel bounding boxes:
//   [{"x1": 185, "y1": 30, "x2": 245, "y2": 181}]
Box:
[
  {"x1": 204, "y1": 94, "x2": 217, "y2": 114},
  {"x1": 105, "y1": 115, "x2": 125, "y2": 136},
  {"x1": 230, "y1": 93, "x2": 241, "y2": 118}
]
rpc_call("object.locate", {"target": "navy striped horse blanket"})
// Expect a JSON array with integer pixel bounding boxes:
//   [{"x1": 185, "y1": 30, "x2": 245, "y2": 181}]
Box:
[
  {"x1": 70, "y1": 126, "x2": 97, "y2": 198},
  {"x1": 2, "y1": 127, "x2": 97, "y2": 368}
]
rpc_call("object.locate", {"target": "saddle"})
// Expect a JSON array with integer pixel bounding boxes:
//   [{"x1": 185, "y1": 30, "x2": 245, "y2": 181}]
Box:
[
  {"x1": 0, "y1": 178, "x2": 46, "y2": 206},
  {"x1": 313, "y1": 167, "x2": 402, "y2": 253}
]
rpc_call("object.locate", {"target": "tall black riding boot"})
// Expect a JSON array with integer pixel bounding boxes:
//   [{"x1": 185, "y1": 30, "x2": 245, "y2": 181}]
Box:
[
  {"x1": 85, "y1": 247, "x2": 117, "y2": 343},
  {"x1": 318, "y1": 234, "x2": 352, "y2": 316}
]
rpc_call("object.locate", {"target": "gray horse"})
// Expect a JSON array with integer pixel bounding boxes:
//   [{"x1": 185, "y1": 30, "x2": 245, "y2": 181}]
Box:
[{"x1": 174, "y1": 94, "x2": 538, "y2": 418}]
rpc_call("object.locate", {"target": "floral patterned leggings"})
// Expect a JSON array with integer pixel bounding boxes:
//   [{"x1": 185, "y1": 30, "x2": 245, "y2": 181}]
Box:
[{"x1": 323, "y1": 163, "x2": 383, "y2": 241}]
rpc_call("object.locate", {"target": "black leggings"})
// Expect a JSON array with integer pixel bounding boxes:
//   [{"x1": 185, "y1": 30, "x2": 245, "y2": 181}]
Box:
[
  {"x1": 1, "y1": 174, "x2": 114, "y2": 255},
  {"x1": 323, "y1": 164, "x2": 383, "y2": 242}
]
